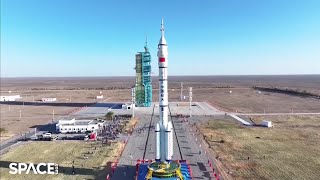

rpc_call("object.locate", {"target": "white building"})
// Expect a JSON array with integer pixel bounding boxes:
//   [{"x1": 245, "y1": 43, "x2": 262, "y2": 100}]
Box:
[
  {"x1": 0, "y1": 95, "x2": 21, "y2": 101},
  {"x1": 42, "y1": 98, "x2": 57, "y2": 102},
  {"x1": 96, "y1": 95, "x2": 103, "y2": 99},
  {"x1": 122, "y1": 103, "x2": 134, "y2": 110},
  {"x1": 55, "y1": 118, "x2": 104, "y2": 133},
  {"x1": 261, "y1": 120, "x2": 273, "y2": 127}
]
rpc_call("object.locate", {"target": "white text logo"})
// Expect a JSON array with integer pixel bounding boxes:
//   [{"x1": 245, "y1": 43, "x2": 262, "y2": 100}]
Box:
[{"x1": 9, "y1": 163, "x2": 58, "y2": 174}]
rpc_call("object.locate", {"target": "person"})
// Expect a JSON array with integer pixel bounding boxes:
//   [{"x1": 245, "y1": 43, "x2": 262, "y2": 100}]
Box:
[{"x1": 199, "y1": 150, "x2": 201, "y2": 155}]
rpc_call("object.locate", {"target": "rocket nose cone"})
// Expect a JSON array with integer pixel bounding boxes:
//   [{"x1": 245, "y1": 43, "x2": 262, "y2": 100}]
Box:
[{"x1": 159, "y1": 36, "x2": 167, "y2": 45}]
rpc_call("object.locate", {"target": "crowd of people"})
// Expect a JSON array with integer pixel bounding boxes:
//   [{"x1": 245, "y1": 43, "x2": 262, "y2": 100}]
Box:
[{"x1": 98, "y1": 115, "x2": 132, "y2": 140}]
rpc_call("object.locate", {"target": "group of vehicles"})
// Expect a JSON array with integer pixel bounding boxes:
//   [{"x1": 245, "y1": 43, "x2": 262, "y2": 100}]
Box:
[
  {"x1": 27, "y1": 130, "x2": 96, "y2": 141},
  {"x1": 29, "y1": 132, "x2": 58, "y2": 141}
]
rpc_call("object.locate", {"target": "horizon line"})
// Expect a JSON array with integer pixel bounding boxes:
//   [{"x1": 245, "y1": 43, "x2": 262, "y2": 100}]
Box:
[{"x1": 1, "y1": 74, "x2": 320, "y2": 78}]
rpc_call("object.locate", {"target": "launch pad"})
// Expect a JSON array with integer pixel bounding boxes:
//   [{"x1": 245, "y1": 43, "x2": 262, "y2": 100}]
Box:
[
  {"x1": 147, "y1": 161, "x2": 182, "y2": 179},
  {"x1": 136, "y1": 160, "x2": 192, "y2": 180}
]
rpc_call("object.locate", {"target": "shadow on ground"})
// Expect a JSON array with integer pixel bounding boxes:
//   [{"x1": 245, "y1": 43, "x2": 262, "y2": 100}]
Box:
[{"x1": 0, "y1": 101, "x2": 123, "y2": 109}]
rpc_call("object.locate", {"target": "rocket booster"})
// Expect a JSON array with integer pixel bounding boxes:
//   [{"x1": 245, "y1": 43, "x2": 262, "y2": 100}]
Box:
[{"x1": 155, "y1": 19, "x2": 173, "y2": 162}]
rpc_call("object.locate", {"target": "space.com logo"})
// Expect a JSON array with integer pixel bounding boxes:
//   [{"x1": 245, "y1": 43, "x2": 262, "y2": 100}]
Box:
[{"x1": 9, "y1": 163, "x2": 58, "y2": 174}]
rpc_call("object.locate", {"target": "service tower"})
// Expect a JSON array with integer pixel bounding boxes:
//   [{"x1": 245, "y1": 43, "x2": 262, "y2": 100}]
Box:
[{"x1": 135, "y1": 40, "x2": 152, "y2": 107}]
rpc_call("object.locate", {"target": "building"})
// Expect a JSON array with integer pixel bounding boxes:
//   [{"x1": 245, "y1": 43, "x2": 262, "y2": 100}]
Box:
[
  {"x1": 42, "y1": 98, "x2": 57, "y2": 102},
  {"x1": 122, "y1": 103, "x2": 134, "y2": 110},
  {"x1": 135, "y1": 41, "x2": 152, "y2": 107},
  {"x1": 96, "y1": 95, "x2": 103, "y2": 99},
  {"x1": 261, "y1": 120, "x2": 273, "y2": 127},
  {"x1": 0, "y1": 95, "x2": 21, "y2": 101},
  {"x1": 55, "y1": 118, "x2": 104, "y2": 133}
]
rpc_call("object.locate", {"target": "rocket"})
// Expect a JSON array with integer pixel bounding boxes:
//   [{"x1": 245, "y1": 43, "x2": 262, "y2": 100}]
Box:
[{"x1": 155, "y1": 19, "x2": 173, "y2": 162}]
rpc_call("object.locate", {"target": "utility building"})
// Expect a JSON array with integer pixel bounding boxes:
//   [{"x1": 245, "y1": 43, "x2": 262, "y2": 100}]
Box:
[
  {"x1": 0, "y1": 95, "x2": 21, "y2": 101},
  {"x1": 55, "y1": 118, "x2": 103, "y2": 133},
  {"x1": 135, "y1": 41, "x2": 152, "y2": 107}
]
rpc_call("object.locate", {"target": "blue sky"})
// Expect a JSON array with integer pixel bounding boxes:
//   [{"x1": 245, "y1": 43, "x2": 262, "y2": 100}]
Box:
[{"x1": 1, "y1": 0, "x2": 320, "y2": 77}]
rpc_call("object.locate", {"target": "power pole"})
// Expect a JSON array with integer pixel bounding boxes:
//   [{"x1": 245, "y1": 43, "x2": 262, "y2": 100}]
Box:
[
  {"x1": 19, "y1": 109, "x2": 22, "y2": 119},
  {"x1": 189, "y1": 87, "x2": 192, "y2": 117},
  {"x1": 131, "y1": 87, "x2": 136, "y2": 118},
  {"x1": 52, "y1": 109, "x2": 55, "y2": 121},
  {"x1": 180, "y1": 82, "x2": 183, "y2": 101}
]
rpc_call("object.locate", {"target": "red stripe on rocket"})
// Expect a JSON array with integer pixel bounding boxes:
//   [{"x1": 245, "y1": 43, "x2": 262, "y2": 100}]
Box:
[{"x1": 159, "y1": 57, "x2": 166, "y2": 62}]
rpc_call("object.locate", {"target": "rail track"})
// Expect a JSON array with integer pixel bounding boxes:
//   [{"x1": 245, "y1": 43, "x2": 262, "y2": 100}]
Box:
[
  {"x1": 168, "y1": 105, "x2": 184, "y2": 160},
  {"x1": 142, "y1": 104, "x2": 184, "y2": 160},
  {"x1": 142, "y1": 104, "x2": 155, "y2": 159}
]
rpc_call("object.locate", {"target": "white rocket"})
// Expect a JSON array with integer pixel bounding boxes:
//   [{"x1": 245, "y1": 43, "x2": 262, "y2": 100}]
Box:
[{"x1": 155, "y1": 19, "x2": 173, "y2": 162}]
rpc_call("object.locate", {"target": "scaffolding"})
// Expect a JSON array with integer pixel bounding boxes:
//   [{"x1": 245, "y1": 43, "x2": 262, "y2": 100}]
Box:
[{"x1": 135, "y1": 41, "x2": 152, "y2": 107}]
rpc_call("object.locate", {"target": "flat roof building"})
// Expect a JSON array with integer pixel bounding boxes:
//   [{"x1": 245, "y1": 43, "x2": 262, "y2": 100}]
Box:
[
  {"x1": 0, "y1": 95, "x2": 21, "y2": 102},
  {"x1": 56, "y1": 118, "x2": 104, "y2": 133},
  {"x1": 42, "y1": 98, "x2": 57, "y2": 102}
]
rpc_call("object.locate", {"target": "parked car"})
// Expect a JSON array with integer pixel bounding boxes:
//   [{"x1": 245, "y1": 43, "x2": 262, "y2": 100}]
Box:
[{"x1": 84, "y1": 135, "x2": 89, "y2": 141}]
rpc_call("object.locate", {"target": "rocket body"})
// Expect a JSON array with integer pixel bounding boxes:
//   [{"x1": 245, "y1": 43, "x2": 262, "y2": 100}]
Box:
[{"x1": 155, "y1": 19, "x2": 173, "y2": 162}]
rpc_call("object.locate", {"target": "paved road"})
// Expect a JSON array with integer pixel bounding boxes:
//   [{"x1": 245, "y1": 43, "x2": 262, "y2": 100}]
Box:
[
  {"x1": 0, "y1": 129, "x2": 44, "y2": 155},
  {"x1": 112, "y1": 108, "x2": 217, "y2": 180},
  {"x1": 173, "y1": 117, "x2": 216, "y2": 179},
  {"x1": 69, "y1": 103, "x2": 122, "y2": 118},
  {"x1": 134, "y1": 102, "x2": 225, "y2": 116},
  {"x1": 0, "y1": 102, "x2": 119, "y2": 154},
  {"x1": 111, "y1": 114, "x2": 152, "y2": 179}
]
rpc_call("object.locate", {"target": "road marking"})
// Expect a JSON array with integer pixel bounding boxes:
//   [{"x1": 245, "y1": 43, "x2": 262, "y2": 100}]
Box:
[
  {"x1": 230, "y1": 114, "x2": 252, "y2": 126},
  {"x1": 196, "y1": 102, "x2": 204, "y2": 109},
  {"x1": 108, "y1": 103, "x2": 118, "y2": 110},
  {"x1": 103, "y1": 97, "x2": 112, "y2": 102}
]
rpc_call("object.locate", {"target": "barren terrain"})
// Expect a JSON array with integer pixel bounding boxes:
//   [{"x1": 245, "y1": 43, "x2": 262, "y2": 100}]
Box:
[
  {"x1": 198, "y1": 115, "x2": 320, "y2": 180},
  {"x1": 1, "y1": 75, "x2": 319, "y2": 142}
]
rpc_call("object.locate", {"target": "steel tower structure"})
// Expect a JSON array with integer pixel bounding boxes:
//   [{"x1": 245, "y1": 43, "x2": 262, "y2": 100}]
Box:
[{"x1": 135, "y1": 40, "x2": 152, "y2": 107}]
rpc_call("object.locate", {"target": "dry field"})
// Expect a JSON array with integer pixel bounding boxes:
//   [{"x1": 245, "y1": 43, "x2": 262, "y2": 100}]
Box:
[
  {"x1": 0, "y1": 89, "x2": 131, "y2": 142},
  {"x1": 1, "y1": 75, "x2": 319, "y2": 141},
  {"x1": 198, "y1": 115, "x2": 320, "y2": 180},
  {"x1": 194, "y1": 88, "x2": 320, "y2": 113},
  {"x1": 0, "y1": 103, "x2": 75, "y2": 142},
  {"x1": 0, "y1": 141, "x2": 124, "y2": 180}
]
